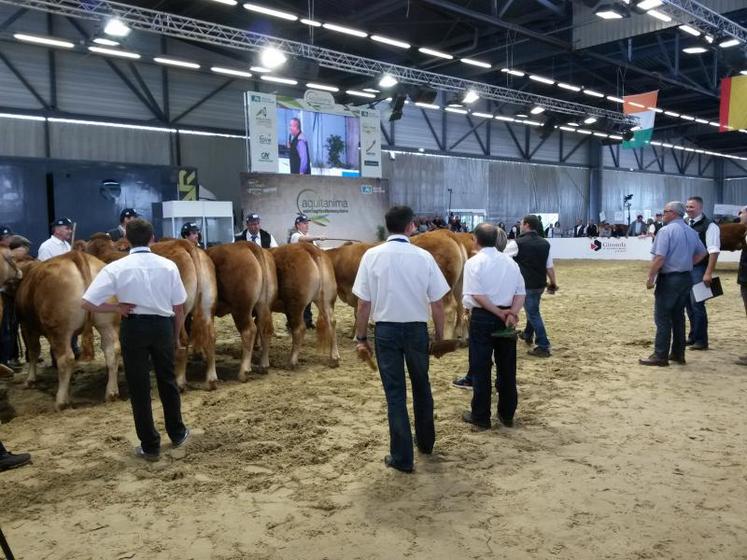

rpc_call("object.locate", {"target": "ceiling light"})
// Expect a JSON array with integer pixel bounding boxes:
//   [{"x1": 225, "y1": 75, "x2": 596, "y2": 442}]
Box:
[
  {"x1": 154, "y1": 57, "x2": 200, "y2": 69},
  {"x1": 583, "y1": 117, "x2": 598, "y2": 124},
  {"x1": 305, "y1": 82, "x2": 338, "y2": 92},
  {"x1": 346, "y1": 89, "x2": 375, "y2": 98},
  {"x1": 419, "y1": 47, "x2": 453, "y2": 60},
  {"x1": 705, "y1": 35, "x2": 714, "y2": 44},
  {"x1": 741, "y1": 70, "x2": 747, "y2": 76},
  {"x1": 211, "y1": 66, "x2": 253, "y2": 78},
  {"x1": 0, "y1": 112, "x2": 46, "y2": 121},
  {"x1": 523, "y1": 120, "x2": 542, "y2": 127},
  {"x1": 209, "y1": 0, "x2": 238, "y2": 4},
  {"x1": 583, "y1": 89, "x2": 605, "y2": 98},
  {"x1": 595, "y1": 5, "x2": 626, "y2": 19},
  {"x1": 515, "y1": 113, "x2": 528, "y2": 118},
  {"x1": 559, "y1": 126, "x2": 577, "y2": 133},
  {"x1": 300, "y1": 18, "x2": 322, "y2": 27},
  {"x1": 609, "y1": 135, "x2": 624, "y2": 140},
  {"x1": 628, "y1": 101, "x2": 646, "y2": 108},
  {"x1": 680, "y1": 115, "x2": 696, "y2": 121},
  {"x1": 462, "y1": 90, "x2": 479, "y2": 104},
  {"x1": 530, "y1": 106, "x2": 545, "y2": 115},
  {"x1": 243, "y1": 3, "x2": 297, "y2": 21},
  {"x1": 647, "y1": 10, "x2": 671, "y2": 22},
  {"x1": 260, "y1": 47, "x2": 287, "y2": 69},
  {"x1": 695, "y1": 118, "x2": 709, "y2": 124},
  {"x1": 708, "y1": 121, "x2": 721, "y2": 127},
  {"x1": 461, "y1": 58, "x2": 491, "y2": 69},
  {"x1": 577, "y1": 129, "x2": 593, "y2": 135},
  {"x1": 529, "y1": 74, "x2": 554, "y2": 85},
  {"x1": 92, "y1": 37, "x2": 119, "y2": 46},
  {"x1": 261, "y1": 75, "x2": 298, "y2": 85},
  {"x1": 566, "y1": 122, "x2": 580, "y2": 127},
  {"x1": 465, "y1": 112, "x2": 489, "y2": 119},
  {"x1": 630, "y1": 126, "x2": 641, "y2": 131},
  {"x1": 322, "y1": 23, "x2": 367, "y2": 38},
  {"x1": 415, "y1": 102, "x2": 440, "y2": 110},
  {"x1": 664, "y1": 111, "x2": 680, "y2": 117},
  {"x1": 104, "y1": 18, "x2": 130, "y2": 37},
  {"x1": 88, "y1": 46, "x2": 141, "y2": 59},
  {"x1": 494, "y1": 115, "x2": 515, "y2": 122},
  {"x1": 362, "y1": 88, "x2": 380, "y2": 93},
  {"x1": 679, "y1": 25, "x2": 701, "y2": 37},
  {"x1": 445, "y1": 107, "x2": 468, "y2": 114},
  {"x1": 13, "y1": 33, "x2": 75, "y2": 49},
  {"x1": 378, "y1": 74, "x2": 398, "y2": 88},
  {"x1": 648, "y1": 106, "x2": 664, "y2": 113},
  {"x1": 250, "y1": 66, "x2": 271, "y2": 73},
  {"x1": 719, "y1": 38, "x2": 740, "y2": 48},
  {"x1": 593, "y1": 132, "x2": 609, "y2": 138},
  {"x1": 370, "y1": 35, "x2": 410, "y2": 49},
  {"x1": 500, "y1": 68, "x2": 526, "y2": 77},
  {"x1": 683, "y1": 46, "x2": 707, "y2": 54},
  {"x1": 558, "y1": 82, "x2": 582, "y2": 92},
  {"x1": 607, "y1": 96, "x2": 624, "y2": 103},
  {"x1": 637, "y1": 0, "x2": 663, "y2": 9}
]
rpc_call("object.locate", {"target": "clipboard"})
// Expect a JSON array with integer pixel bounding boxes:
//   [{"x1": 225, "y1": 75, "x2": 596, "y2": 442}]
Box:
[{"x1": 692, "y1": 277, "x2": 723, "y2": 303}]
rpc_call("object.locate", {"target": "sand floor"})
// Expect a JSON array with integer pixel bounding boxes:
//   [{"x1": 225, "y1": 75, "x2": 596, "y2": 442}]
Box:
[{"x1": 0, "y1": 260, "x2": 745, "y2": 560}]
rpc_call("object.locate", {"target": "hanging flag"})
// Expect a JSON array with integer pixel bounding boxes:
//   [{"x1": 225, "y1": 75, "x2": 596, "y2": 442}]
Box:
[
  {"x1": 622, "y1": 90, "x2": 659, "y2": 149},
  {"x1": 719, "y1": 75, "x2": 747, "y2": 132}
]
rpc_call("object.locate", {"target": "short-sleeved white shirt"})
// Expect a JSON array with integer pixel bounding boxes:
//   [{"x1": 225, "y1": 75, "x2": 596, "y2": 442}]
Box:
[
  {"x1": 37, "y1": 236, "x2": 70, "y2": 261},
  {"x1": 504, "y1": 239, "x2": 554, "y2": 268},
  {"x1": 352, "y1": 235, "x2": 450, "y2": 323},
  {"x1": 462, "y1": 247, "x2": 526, "y2": 309},
  {"x1": 82, "y1": 247, "x2": 187, "y2": 317},
  {"x1": 290, "y1": 230, "x2": 318, "y2": 246}
]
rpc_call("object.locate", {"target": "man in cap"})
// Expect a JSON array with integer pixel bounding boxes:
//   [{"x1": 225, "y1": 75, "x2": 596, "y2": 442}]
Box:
[
  {"x1": 108, "y1": 208, "x2": 138, "y2": 242},
  {"x1": 180, "y1": 222, "x2": 201, "y2": 246},
  {"x1": 0, "y1": 226, "x2": 12, "y2": 248},
  {"x1": 38, "y1": 218, "x2": 73, "y2": 261},
  {"x1": 234, "y1": 213, "x2": 278, "y2": 248}
]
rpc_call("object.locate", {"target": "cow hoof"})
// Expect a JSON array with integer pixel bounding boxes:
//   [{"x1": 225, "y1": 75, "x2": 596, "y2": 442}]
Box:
[
  {"x1": 286, "y1": 362, "x2": 297, "y2": 371},
  {"x1": 237, "y1": 371, "x2": 248, "y2": 383},
  {"x1": 206, "y1": 379, "x2": 218, "y2": 391},
  {"x1": 253, "y1": 366, "x2": 268, "y2": 375},
  {"x1": 55, "y1": 401, "x2": 71, "y2": 412},
  {"x1": 105, "y1": 392, "x2": 119, "y2": 402},
  {"x1": 329, "y1": 358, "x2": 340, "y2": 369},
  {"x1": 23, "y1": 379, "x2": 35, "y2": 389},
  {"x1": 178, "y1": 384, "x2": 187, "y2": 394}
]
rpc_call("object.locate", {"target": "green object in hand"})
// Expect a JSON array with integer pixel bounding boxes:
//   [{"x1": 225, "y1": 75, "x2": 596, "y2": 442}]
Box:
[{"x1": 491, "y1": 326, "x2": 518, "y2": 339}]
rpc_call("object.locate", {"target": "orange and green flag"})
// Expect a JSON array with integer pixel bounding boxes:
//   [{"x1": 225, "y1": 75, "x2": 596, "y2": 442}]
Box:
[
  {"x1": 719, "y1": 75, "x2": 747, "y2": 132},
  {"x1": 622, "y1": 90, "x2": 659, "y2": 148}
]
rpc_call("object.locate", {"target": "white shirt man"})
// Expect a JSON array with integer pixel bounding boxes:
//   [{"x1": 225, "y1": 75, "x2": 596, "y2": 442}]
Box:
[
  {"x1": 463, "y1": 247, "x2": 526, "y2": 312},
  {"x1": 289, "y1": 214, "x2": 325, "y2": 245},
  {"x1": 37, "y1": 218, "x2": 73, "y2": 261}
]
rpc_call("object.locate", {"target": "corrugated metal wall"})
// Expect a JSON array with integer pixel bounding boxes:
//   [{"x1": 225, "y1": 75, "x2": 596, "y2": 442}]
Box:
[{"x1": 724, "y1": 178, "x2": 747, "y2": 206}]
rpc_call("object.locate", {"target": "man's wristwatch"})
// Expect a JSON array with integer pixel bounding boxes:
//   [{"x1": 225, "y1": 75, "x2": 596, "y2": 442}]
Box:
[{"x1": 355, "y1": 335, "x2": 368, "y2": 342}]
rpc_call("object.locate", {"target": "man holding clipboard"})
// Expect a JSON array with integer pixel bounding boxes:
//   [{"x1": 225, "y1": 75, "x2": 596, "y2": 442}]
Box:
[{"x1": 639, "y1": 201, "x2": 707, "y2": 367}]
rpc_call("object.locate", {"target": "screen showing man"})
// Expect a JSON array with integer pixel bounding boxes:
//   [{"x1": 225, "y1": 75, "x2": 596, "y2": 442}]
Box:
[{"x1": 288, "y1": 117, "x2": 310, "y2": 175}]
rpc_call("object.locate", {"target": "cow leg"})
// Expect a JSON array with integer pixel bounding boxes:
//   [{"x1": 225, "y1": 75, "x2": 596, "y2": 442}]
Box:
[
  {"x1": 174, "y1": 347, "x2": 188, "y2": 392},
  {"x1": 442, "y1": 294, "x2": 457, "y2": 339},
  {"x1": 79, "y1": 321, "x2": 95, "y2": 362},
  {"x1": 50, "y1": 335, "x2": 75, "y2": 411},
  {"x1": 22, "y1": 326, "x2": 41, "y2": 388},
  {"x1": 286, "y1": 306, "x2": 306, "y2": 369},
  {"x1": 96, "y1": 322, "x2": 120, "y2": 402},
  {"x1": 315, "y1": 300, "x2": 340, "y2": 368},
  {"x1": 200, "y1": 319, "x2": 218, "y2": 391},
  {"x1": 254, "y1": 304, "x2": 273, "y2": 374},
  {"x1": 232, "y1": 311, "x2": 257, "y2": 382}
]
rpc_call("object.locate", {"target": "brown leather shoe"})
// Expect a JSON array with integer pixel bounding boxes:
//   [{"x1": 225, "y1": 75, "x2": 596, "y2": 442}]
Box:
[
  {"x1": 639, "y1": 354, "x2": 669, "y2": 367},
  {"x1": 668, "y1": 354, "x2": 686, "y2": 365}
]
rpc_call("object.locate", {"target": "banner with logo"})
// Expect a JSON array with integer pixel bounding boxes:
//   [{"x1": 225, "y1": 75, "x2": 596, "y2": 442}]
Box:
[
  {"x1": 548, "y1": 237, "x2": 740, "y2": 262},
  {"x1": 245, "y1": 92, "x2": 278, "y2": 173},
  {"x1": 240, "y1": 172, "x2": 389, "y2": 243},
  {"x1": 357, "y1": 109, "x2": 382, "y2": 178}
]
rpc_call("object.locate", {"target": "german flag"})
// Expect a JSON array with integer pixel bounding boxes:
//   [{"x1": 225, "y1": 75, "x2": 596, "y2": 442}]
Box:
[{"x1": 719, "y1": 75, "x2": 747, "y2": 132}]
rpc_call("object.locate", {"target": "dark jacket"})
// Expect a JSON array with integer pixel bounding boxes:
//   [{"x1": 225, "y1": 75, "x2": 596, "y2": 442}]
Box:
[
  {"x1": 235, "y1": 228, "x2": 273, "y2": 248},
  {"x1": 107, "y1": 226, "x2": 124, "y2": 242},
  {"x1": 739, "y1": 246, "x2": 747, "y2": 286},
  {"x1": 689, "y1": 215, "x2": 712, "y2": 268},
  {"x1": 514, "y1": 231, "x2": 550, "y2": 290}
]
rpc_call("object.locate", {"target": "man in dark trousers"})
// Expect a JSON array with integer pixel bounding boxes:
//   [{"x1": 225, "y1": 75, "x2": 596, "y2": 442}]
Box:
[
  {"x1": 461, "y1": 223, "x2": 525, "y2": 430},
  {"x1": 353, "y1": 206, "x2": 449, "y2": 473},
  {"x1": 736, "y1": 205, "x2": 747, "y2": 366},
  {"x1": 288, "y1": 117, "x2": 311, "y2": 175},
  {"x1": 684, "y1": 196, "x2": 720, "y2": 350},
  {"x1": 573, "y1": 219, "x2": 586, "y2": 237},
  {"x1": 639, "y1": 201, "x2": 706, "y2": 367},
  {"x1": 509, "y1": 215, "x2": 558, "y2": 358},
  {"x1": 628, "y1": 214, "x2": 647, "y2": 237},
  {"x1": 82, "y1": 218, "x2": 190, "y2": 461},
  {"x1": 107, "y1": 208, "x2": 138, "y2": 242},
  {"x1": 234, "y1": 213, "x2": 279, "y2": 247}
]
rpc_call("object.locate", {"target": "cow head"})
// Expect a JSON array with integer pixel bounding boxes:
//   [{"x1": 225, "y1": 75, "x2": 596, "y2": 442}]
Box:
[{"x1": 0, "y1": 247, "x2": 22, "y2": 287}]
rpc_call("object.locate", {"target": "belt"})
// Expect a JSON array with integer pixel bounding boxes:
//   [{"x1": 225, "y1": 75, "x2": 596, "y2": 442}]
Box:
[
  {"x1": 124, "y1": 314, "x2": 172, "y2": 320},
  {"x1": 659, "y1": 271, "x2": 690, "y2": 276},
  {"x1": 472, "y1": 306, "x2": 511, "y2": 315}
]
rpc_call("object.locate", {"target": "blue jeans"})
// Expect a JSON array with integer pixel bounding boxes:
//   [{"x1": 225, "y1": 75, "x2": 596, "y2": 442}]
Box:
[
  {"x1": 654, "y1": 272, "x2": 692, "y2": 359},
  {"x1": 374, "y1": 322, "x2": 435, "y2": 470},
  {"x1": 685, "y1": 264, "x2": 708, "y2": 346},
  {"x1": 523, "y1": 289, "x2": 550, "y2": 350}
]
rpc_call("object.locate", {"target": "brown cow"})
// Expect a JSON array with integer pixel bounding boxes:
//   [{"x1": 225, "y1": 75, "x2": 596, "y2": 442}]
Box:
[
  {"x1": 326, "y1": 242, "x2": 376, "y2": 337},
  {"x1": 207, "y1": 242, "x2": 277, "y2": 379},
  {"x1": 270, "y1": 243, "x2": 340, "y2": 369},
  {"x1": 83, "y1": 233, "x2": 128, "y2": 263},
  {"x1": 15, "y1": 252, "x2": 120, "y2": 410},
  {"x1": 719, "y1": 223, "x2": 747, "y2": 252},
  {"x1": 150, "y1": 240, "x2": 218, "y2": 390}
]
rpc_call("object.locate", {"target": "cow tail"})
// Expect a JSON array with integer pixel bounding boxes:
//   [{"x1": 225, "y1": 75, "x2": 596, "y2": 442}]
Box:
[
  {"x1": 184, "y1": 242, "x2": 209, "y2": 355},
  {"x1": 71, "y1": 252, "x2": 96, "y2": 361},
  {"x1": 311, "y1": 248, "x2": 332, "y2": 355}
]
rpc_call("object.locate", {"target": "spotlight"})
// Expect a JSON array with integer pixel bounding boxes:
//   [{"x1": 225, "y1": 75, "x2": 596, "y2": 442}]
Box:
[
  {"x1": 594, "y1": 4, "x2": 628, "y2": 19},
  {"x1": 389, "y1": 94, "x2": 407, "y2": 122},
  {"x1": 260, "y1": 47, "x2": 287, "y2": 69},
  {"x1": 584, "y1": 116, "x2": 598, "y2": 125},
  {"x1": 622, "y1": 129, "x2": 635, "y2": 141},
  {"x1": 408, "y1": 86, "x2": 438, "y2": 104},
  {"x1": 104, "y1": 18, "x2": 130, "y2": 37},
  {"x1": 378, "y1": 74, "x2": 398, "y2": 88},
  {"x1": 530, "y1": 106, "x2": 546, "y2": 115},
  {"x1": 462, "y1": 90, "x2": 479, "y2": 104}
]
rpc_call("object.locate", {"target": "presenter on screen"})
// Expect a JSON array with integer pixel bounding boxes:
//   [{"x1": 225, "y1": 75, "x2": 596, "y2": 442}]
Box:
[{"x1": 288, "y1": 117, "x2": 311, "y2": 175}]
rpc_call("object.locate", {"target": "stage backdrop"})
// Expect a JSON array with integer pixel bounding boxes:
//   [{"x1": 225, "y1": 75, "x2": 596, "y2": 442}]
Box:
[{"x1": 240, "y1": 173, "x2": 389, "y2": 244}]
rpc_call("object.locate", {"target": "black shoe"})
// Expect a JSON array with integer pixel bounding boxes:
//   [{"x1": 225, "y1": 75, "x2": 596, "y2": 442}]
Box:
[
  {"x1": 735, "y1": 356, "x2": 747, "y2": 366},
  {"x1": 0, "y1": 450, "x2": 32, "y2": 471},
  {"x1": 497, "y1": 414, "x2": 514, "y2": 428},
  {"x1": 527, "y1": 347, "x2": 551, "y2": 358},
  {"x1": 462, "y1": 411, "x2": 490, "y2": 430},
  {"x1": 134, "y1": 446, "x2": 160, "y2": 462},
  {"x1": 690, "y1": 343, "x2": 708, "y2": 351},
  {"x1": 517, "y1": 332, "x2": 533, "y2": 345},
  {"x1": 685, "y1": 339, "x2": 694, "y2": 346},
  {"x1": 639, "y1": 354, "x2": 669, "y2": 367},
  {"x1": 451, "y1": 376, "x2": 473, "y2": 390},
  {"x1": 668, "y1": 354, "x2": 686, "y2": 365},
  {"x1": 384, "y1": 455, "x2": 413, "y2": 473}
]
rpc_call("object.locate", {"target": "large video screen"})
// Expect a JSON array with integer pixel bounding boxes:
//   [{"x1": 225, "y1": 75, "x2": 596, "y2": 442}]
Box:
[{"x1": 276, "y1": 108, "x2": 360, "y2": 177}]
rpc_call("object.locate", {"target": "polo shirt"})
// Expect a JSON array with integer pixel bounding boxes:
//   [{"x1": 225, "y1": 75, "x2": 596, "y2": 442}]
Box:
[
  {"x1": 462, "y1": 247, "x2": 526, "y2": 309},
  {"x1": 37, "y1": 236, "x2": 71, "y2": 261}
]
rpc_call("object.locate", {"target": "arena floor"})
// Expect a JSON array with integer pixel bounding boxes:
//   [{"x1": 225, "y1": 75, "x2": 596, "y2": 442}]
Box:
[{"x1": 1, "y1": 260, "x2": 745, "y2": 560}]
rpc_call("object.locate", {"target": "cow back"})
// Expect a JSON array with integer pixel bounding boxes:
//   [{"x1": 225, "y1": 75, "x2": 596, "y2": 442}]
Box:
[
  {"x1": 719, "y1": 223, "x2": 747, "y2": 252},
  {"x1": 207, "y1": 242, "x2": 264, "y2": 318},
  {"x1": 411, "y1": 231, "x2": 464, "y2": 288}
]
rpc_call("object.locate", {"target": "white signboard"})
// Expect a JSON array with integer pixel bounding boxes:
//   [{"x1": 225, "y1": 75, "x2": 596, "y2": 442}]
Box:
[
  {"x1": 548, "y1": 238, "x2": 740, "y2": 262},
  {"x1": 356, "y1": 108, "x2": 382, "y2": 178},
  {"x1": 245, "y1": 92, "x2": 278, "y2": 173}
]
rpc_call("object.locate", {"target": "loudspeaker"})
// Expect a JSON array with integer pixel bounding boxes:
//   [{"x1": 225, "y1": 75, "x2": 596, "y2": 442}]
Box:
[
  {"x1": 408, "y1": 86, "x2": 438, "y2": 104},
  {"x1": 389, "y1": 94, "x2": 406, "y2": 122}
]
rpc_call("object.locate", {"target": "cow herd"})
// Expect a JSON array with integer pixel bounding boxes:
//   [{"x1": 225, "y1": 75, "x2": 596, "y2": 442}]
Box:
[{"x1": 0, "y1": 230, "x2": 472, "y2": 411}]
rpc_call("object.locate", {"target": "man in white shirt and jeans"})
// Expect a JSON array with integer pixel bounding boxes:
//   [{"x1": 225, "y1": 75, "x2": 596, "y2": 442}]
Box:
[
  {"x1": 82, "y1": 219, "x2": 190, "y2": 462},
  {"x1": 353, "y1": 206, "x2": 450, "y2": 473},
  {"x1": 461, "y1": 223, "x2": 526, "y2": 429},
  {"x1": 37, "y1": 217, "x2": 73, "y2": 261}
]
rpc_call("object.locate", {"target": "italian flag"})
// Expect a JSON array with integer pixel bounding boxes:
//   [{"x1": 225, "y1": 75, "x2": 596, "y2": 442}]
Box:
[
  {"x1": 719, "y1": 75, "x2": 747, "y2": 132},
  {"x1": 622, "y1": 90, "x2": 659, "y2": 149}
]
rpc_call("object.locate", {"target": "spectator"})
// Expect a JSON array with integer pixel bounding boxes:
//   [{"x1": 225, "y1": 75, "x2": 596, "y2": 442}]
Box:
[{"x1": 628, "y1": 214, "x2": 647, "y2": 237}]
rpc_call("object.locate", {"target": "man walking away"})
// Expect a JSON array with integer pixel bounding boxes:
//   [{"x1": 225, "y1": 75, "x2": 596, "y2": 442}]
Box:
[
  {"x1": 639, "y1": 202, "x2": 706, "y2": 367},
  {"x1": 736, "y1": 205, "x2": 747, "y2": 366},
  {"x1": 353, "y1": 206, "x2": 450, "y2": 473}
]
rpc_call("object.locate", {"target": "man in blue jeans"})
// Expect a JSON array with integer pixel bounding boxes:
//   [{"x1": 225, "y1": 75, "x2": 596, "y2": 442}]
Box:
[
  {"x1": 640, "y1": 201, "x2": 707, "y2": 367},
  {"x1": 353, "y1": 206, "x2": 449, "y2": 473}
]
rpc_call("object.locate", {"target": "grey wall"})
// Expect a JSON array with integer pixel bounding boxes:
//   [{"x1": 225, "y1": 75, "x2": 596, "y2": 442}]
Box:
[{"x1": 724, "y1": 178, "x2": 747, "y2": 206}]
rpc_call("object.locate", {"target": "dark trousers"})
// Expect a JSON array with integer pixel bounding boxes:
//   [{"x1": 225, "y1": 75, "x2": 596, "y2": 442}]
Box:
[
  {"x1": 523, "y1": 289, "x2": 550, "y2": 350},
  {"x1": 469, "y1": 308, "x2": 518, "y2": 425},
  {"x1": 654, "y1": 272, "x2": 692, "y2": 359},
  {"x1": 685, "y1": 264, "x2": 708, "y2": 346},
  {"x1": 374, "y1": 321, "x2": 434, "y2": 470},
  {"x1": 0, "y1": 294, "x2": 19, "y2": 364},
  {"x1": 741, "y1": 284, "x2": 747, "y2": 317},
  {"x1": 303, "y1": 304, "x2": 313, "y2": 327},
  {"x1": 120, "y1": 315, "x2": 186, "y2": 455}
]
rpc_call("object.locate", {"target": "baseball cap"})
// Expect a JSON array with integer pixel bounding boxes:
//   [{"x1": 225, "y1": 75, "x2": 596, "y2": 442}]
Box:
[
  {"x1": 295, "y1": 213, "x2": 310, "y2": 224},
  {"x1": 120, "y1": 208, "x2": 138, "y2": 221},
  {"x1": 245, "y1": 213, "x2": 260, "y2": 223},
  {"x1": 0, "y1": 225, "x2": 12, "y2": 237},
  {"x1": 181, "y1": 222, "x2": 201, "y2": 237},
  {"x1": 52, "y1": 217, "x2": 73, "y2": 228}
]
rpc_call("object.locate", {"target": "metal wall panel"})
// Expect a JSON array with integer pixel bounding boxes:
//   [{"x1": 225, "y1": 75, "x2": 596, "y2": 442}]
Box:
[
  {"x1": 0, "y1": 42, "x2": 51, "y2": 109},
  {"x1": 388, "y1": 108, "x2": 442, "y2": 152},
  {"x1": 0, "y1": 118, "x2": 45, "y2": 158},
  {"x1": 445, "y1": 113, "x2": 487, "y2": 156},
  {"x1": 723, "y1": 178, "x2": 747, "y2": 206}
]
